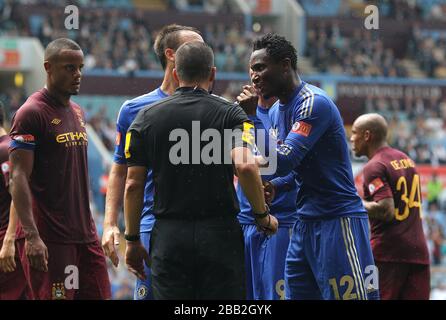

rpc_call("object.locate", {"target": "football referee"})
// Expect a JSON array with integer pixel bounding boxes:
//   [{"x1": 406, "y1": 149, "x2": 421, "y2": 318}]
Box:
[{"x1": 123, "y1": 41, "x2": 278, "y2": 300}]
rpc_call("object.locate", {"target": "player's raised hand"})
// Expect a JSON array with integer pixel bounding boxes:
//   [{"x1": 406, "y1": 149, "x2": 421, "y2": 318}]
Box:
[
  {"x1": 25, "y1": 234, "x2": 48, "y2": 272},
  {"x1": 236, "y1": 85, "x2": 258, "y2": 116},
  {"x1": 102, "y1": 224, "x2": 120, "y2": 267},
  {"x1": 0, "y1": 238, "x2": 16, "y2": 273},
  {"x1": 125, "y1": 240, "x2": 150, "y2": 281}
]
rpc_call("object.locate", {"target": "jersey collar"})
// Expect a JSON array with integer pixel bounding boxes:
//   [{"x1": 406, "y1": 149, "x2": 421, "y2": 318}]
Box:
[
  {"x1": 175, "y1": 86, "x2": 209, "y2": 94},
  {"x1": 157, "y1": 87, "x2": 168, "y2": 98},
  {"x1": 279, "y1": 81, "x2": 306, "y2": 111}
]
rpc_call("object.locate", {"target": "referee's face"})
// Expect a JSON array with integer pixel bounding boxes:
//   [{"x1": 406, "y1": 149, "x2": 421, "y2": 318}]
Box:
[
  {"x1": 249, "y1": 49, "x2": 282, "y2": 99},
  {"x1": 47, "y1": 49, "x2": 84, "y2": 96}
]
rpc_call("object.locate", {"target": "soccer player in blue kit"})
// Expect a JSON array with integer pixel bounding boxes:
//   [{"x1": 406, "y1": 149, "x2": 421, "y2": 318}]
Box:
[
  {"x1": 101, "y1": 24, "x2": 203, "y2": 300},
  {"x1": 245, "y1": 34, "x2": 379, "y2": 300},
  {"x1": 236, "y1": 90, "x2": 298, "y2": 300}
]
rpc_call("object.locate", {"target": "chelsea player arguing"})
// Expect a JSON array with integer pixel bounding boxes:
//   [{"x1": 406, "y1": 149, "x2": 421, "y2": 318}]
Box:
[{"x1": 244, "y1": 34, "x2": 379, "y2": 300}]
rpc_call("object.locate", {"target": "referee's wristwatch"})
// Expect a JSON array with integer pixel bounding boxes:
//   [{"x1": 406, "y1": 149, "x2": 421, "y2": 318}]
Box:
[{"x1": 124, "y1": 233, "x2": 140, "y2": 242}]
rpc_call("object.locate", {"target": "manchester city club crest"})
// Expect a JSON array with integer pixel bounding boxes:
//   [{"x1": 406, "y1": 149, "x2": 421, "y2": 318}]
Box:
[{"x1": 52, "y1": 282, "x2": 66, "y2": 300}]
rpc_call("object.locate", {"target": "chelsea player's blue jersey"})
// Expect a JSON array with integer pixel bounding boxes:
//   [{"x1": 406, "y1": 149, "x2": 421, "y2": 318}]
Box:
[
  {"x1": 269, "y1": 81, "x2": 365, "y2": 219},
  {"x1": 114, "y1": 87, "x2": 168, "y2": 232},
  {"x1": 237, "y1": 106, "x2": 298, "y2": 227}
]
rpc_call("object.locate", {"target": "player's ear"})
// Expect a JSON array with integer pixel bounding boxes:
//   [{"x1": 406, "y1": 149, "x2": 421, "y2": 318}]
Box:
[
  {"x1": 209, "y1": 67, "x2": 216, "y2": 83},
  {"x1": 165, "y1": 48, "x2": 175, "y2": 65},
  {"x1": 364, "y1": 129, "x2": 371, "y2": 141},
  {"x1": 172, "y1": 68, "x2": 179, "y2": 84},
  {"x1": 44, "y1": 60, "x2": 51, "y2": 74},
  {"x1": 281, "y1": 58, "x2": 291, "y2": 74}
]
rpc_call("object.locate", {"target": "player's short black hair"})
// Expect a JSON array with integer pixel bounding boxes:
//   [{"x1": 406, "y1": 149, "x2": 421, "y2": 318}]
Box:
[
  {"x1": 0, "y1": 100, "x2": 5, "y2": 127},
  {"x1": 154, "y1": 24, "x2": 201, "y2": 70},
  {"x1": 175, "y1": 41, "x2": 213, "y2": 83},
  {"x1": 44, "y1": 38, "x2": 82, "y2": 61},
  {"x1": 253, "y1": 33, "x2": 298, "y2": 71}
]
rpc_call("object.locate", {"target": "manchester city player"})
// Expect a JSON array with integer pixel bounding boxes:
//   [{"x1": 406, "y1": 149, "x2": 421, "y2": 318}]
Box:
[{"x1": 244, "y1": 33, "x2": 379, "y2": 300}]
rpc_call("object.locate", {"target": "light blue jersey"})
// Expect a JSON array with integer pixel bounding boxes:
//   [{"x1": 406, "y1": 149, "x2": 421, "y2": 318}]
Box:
[{"x1": 114, "y1": 87, "x2": 168, "y2": 233}]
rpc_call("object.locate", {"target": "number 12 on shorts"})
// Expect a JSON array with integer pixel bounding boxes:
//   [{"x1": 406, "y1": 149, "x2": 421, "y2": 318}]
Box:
[{"x1": 328, "y1": 265, "x2": 379, "y2": 300}]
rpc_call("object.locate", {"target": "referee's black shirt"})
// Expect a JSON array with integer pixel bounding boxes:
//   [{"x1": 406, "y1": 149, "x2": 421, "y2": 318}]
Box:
[{"x1": 125, "y1": 86, "x2": 253, "y2": 220}]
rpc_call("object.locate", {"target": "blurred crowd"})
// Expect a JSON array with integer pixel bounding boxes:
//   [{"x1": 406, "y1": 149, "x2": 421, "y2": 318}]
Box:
[
  {"x1": 304, "y1": 1, "x2": 446, "y2": 79},
  {"x1": 364, "y1": 96, "x2": 446, "y2": 165},
  {"x1": 299, "y1": 0, "x2": 424, "y2": 20},
  {"x1": 167, "y1": 0, "x2": 233, "y2": 13},
  {"x1": 1, "y1": 0, "x2": 252, "y2": 73},
  {"x1": 410, "y1": 26, "x2": 446, "y2": 78},
  {"x1": 423, "y1": 174, "x2": 446, "y2": 268},
  {"x1": 86, "y1": 105, "x2": 116, "y2": 151},
  {"x1": 306, "y1": 21, "x2": 408, "y2": 77}
]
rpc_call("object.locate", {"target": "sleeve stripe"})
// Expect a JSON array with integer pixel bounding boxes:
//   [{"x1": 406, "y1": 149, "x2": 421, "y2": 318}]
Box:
[
  {"x1": 308, "y1": 90, "x2": 315, "y2": 116},
  {"x1": 299, "y1": 87, "x2": 315, "y2": 119},
  {"x1": 299, "y1": 88, "x2": 310, "y2": 118}
]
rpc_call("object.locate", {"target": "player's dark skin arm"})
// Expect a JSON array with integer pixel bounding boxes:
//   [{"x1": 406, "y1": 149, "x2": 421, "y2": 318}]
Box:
[
  {"x1": 9, "y1": 149, "x2": 48, "y2": 272},
  {"x1": 124, "y1": 165, "x2": 150, "y2": 281},
  {"x1": 102, "y1": 162, "x2": 127, "y2": 267},
  {"x1": 362, "y1": 197, "x2": 395, "y2": 222},
  {"x1": 232, "y1": 146, "x2": 278, "y2": 235}
]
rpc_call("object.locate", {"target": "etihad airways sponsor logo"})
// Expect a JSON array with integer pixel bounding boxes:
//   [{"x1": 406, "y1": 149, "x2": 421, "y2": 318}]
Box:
[{"x1": 56, "y1": 131, "x2": 88, "y2": 146}]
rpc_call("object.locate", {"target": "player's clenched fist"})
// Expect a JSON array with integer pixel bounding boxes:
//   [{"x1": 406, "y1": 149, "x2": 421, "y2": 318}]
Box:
[{"x1": 25, "y1": 234, "x2": 48, "y2": 272}]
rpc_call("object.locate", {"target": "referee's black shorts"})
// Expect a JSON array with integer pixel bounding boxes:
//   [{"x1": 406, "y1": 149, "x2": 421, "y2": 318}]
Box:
[{"x1": 150, "y1": 215, "x2": 246, "y2": 300}]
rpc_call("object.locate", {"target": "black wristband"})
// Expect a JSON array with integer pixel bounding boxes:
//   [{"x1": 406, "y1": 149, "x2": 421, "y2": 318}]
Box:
[
  {"x1": 124, "y1": 234, "x2": 140, "y2": 242},
  {"x1": 253, "y1": 205, "x2": 270, "y2": 219}
]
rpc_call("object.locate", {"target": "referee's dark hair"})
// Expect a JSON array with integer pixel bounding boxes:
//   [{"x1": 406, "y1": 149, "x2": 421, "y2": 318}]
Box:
[
  {"x1": 175, "y1": 41, "x2": 214, "y2": 83},
  {"x1": 154, "y1": 24, "x2": 202, "y2": 70},
  {"x1": 0, "y1": 100, "x2": 5, "y2": 127},
  {"x1": 253, "y1": 33, "x2": 298, "y2": 71}
]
